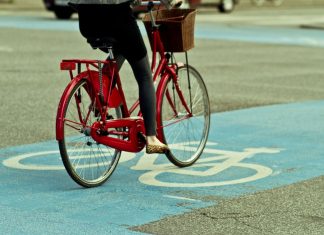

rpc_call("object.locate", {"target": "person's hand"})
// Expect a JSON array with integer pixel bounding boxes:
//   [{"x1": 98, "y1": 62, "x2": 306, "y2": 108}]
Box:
[{"x1": 160, "y1": 0, "x2": 183, "y2": 9}]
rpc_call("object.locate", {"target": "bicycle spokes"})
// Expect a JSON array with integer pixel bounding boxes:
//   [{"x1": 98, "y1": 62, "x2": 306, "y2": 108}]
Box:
[
  {"x1": 160, "y1": 65, "x2": 210, "y2": 167},
  {"x1": 57, "y1": 78, "x2": 122, "y2": 187}
]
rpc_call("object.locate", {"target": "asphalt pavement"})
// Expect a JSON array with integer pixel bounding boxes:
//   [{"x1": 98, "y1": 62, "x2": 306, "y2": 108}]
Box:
[{"x1": 0, "y1": 2, "x2": 324, "y2": 234}]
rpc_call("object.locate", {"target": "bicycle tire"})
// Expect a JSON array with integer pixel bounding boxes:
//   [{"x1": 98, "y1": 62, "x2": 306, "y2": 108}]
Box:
[
  {"x1": 159, "y1": 65, "x2": 210, "y2": 167},
  {"x1": 58, "y1": 78, "x2": 122, "y2": 187}
]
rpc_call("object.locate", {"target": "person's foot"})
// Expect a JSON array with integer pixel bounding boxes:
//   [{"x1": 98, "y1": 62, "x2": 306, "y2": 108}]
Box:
[
  {"x1": 146, "y1": 144, "x2": 169, "y2": 154},
  {"x1": 146, "y1": 136, "x2": 169, "y2": 154}
]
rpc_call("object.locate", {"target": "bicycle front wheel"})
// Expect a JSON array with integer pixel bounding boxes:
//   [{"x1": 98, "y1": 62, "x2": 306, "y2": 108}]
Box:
[
  {"x1": 57, "y1": 78, "x2": 122, "y2": 187},
  {"x1": 159, "y1": 65, "x2": 210, "y2": 167}
]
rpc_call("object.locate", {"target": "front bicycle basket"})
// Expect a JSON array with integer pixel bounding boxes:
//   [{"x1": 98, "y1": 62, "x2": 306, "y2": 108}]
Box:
[{"x1": 143, "y1": 9, "x2": 196, "y2": 52}]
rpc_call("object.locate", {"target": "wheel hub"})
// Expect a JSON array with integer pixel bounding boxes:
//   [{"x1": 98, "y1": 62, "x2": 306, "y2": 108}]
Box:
[{"x1": 81, "y1": 127, "x2": 91, "y2": 136}]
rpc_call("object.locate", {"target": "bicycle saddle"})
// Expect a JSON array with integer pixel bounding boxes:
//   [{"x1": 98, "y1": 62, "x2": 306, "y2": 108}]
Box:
[{"x1": 87, "y1": 37, "x2": 117, "y2": 50}]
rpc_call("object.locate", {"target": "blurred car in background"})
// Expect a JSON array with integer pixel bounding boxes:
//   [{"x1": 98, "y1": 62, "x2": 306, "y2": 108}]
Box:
[
  {"x1": 43, "y1": 0, "x2": 75, "y2": 19},
  {"x1": 43, "y1": 0, "x2": 239, "y2": 19},
  {"x1": 218, "y1": 0, "x2": 239, "y2": 13}
]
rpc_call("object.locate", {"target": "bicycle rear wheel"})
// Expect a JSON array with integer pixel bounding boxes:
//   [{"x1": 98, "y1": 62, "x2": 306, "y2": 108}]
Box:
[
  {"x1": 57, "y1": 78, "x2": 122, "y2": 187},
  {"x1": 159, "y1": 65, "x2": 210, "y2": 167}
]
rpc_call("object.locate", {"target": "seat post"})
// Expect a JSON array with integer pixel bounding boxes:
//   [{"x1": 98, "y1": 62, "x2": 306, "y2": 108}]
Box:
[{"x1": 107, "y1": 46, "x2": 114, "y2": 60}]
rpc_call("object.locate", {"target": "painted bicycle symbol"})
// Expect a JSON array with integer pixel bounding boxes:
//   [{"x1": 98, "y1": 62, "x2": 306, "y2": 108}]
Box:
[
  {"x1": 132, "y1": 142, "x2": 282, "y2": 187},
  {"x1": 2, "y1": 142, "x2": 282, "y2": 188}
]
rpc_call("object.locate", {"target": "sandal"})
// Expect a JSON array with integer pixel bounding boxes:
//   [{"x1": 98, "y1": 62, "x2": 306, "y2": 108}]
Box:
[{"x1": 146, "y1": 144, "x2": 169, "y2": 154}]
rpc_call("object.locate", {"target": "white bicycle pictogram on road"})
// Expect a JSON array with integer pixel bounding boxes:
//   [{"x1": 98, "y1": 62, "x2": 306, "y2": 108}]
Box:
[
  {"x1": 2, "y1": 142, "x2": 282, "y2": 188},
  {"x1": 132, "y1": 142, "x2": 282, "y2": 187}
]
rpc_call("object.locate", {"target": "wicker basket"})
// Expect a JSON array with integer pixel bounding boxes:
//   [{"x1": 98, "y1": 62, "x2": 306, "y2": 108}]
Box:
[{"x1": 143, "y1": 9, "x2": 196, "y2": 52}]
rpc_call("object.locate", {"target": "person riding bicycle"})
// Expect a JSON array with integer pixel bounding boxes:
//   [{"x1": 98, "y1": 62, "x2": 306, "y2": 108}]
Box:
[{"x1": 68, "y1": 0, "x2": 182, "y2": 154}]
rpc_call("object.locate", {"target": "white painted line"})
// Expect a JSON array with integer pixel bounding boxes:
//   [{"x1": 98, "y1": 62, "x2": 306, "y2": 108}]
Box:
[{"x1": 163, "y1": 195, "x2": 201, "y2": 202}]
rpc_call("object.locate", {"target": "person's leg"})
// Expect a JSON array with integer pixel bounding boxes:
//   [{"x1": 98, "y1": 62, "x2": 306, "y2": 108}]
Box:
[
  {"x1": 114, "y1": 5, "x2": 168, "y2": 153},
  {"x1": 129, "y1": 55, "x2": 156, "y2": 136},
  {"x1": 129, "y1": 55, "x2": 169, "y2": 153},
  {"x1": 115, "y1": 53, "x2": 126, "y2": 71}
]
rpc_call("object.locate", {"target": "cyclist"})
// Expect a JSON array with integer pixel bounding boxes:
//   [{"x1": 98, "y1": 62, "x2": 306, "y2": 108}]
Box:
[{"x1": 68, "y1": 0, "x2": 181, "y2": 154}]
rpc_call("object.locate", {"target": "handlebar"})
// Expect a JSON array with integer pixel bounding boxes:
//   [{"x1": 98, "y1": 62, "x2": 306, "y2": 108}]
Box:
[
  {"x1": 141, "y1": 0, "x2": 183, "y2": 28},
  {"x1": 141, "y1": 0, "x2": 183, "y2": 10},
  {"x1": 141, "y1": 0, "x2": 161, "y2": 6},
  {"x1": 140, "y1": 1, "x2": 162, "y2": 28},
  {"x1": 144, "y1": 1, "x2": 160, "y2": 12}
]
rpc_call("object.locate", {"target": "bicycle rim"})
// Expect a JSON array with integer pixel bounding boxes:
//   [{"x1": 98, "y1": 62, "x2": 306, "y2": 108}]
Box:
[
  {"x1": 58, "y1": 79, "x2": 122, "y2": 187},
  {"x1": 160, "y1": 65, "x2": 210, "y2": 167}
]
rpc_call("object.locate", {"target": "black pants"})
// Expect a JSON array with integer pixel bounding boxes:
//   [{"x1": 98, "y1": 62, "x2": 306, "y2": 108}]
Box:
[{"x1": 77, "y1": 3, "x2": 157, "y2": 136}]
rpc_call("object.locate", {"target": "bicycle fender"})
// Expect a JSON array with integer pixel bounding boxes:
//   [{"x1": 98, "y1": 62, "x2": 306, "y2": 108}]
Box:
[
  {"x1": 56, "y1": 72, "x2": 89, "y2": 141},
  {"x1": 56, "y1": 71, "x2": 123, "y2": 141}
]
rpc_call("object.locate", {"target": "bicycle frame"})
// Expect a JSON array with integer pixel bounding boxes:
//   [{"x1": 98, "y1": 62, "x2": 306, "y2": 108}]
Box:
[
  {"x1": 56, "y1": 4, "x2": 192, "y2": 153},
  {"x1": 57, "y1": 58, "x2": 147, "y2": 152}
]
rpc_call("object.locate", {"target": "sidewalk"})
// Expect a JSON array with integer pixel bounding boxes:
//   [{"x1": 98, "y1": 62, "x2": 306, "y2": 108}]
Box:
[{"x1": 0, "y1": 0, "x2": 43, "y2": 11}]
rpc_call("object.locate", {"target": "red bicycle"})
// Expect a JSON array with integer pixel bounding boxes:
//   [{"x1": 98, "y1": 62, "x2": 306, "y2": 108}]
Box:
[{"x1": 56, "y1": 2, "x2": 210, "y2": 187}]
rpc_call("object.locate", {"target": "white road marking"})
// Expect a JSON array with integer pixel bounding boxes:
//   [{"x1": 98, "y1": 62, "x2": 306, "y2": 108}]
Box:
[{"x1": 163, "y1": 195, "x2": 201, "y2": 202}]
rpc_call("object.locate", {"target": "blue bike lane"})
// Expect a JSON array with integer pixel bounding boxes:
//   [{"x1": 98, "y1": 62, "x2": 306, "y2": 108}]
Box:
[
  {"x1": 0, "y1": 101, "x2": 323, "y2": 234},
  {"x1": 1, "y1": 13, "x2": 324, "y2": 234}
]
